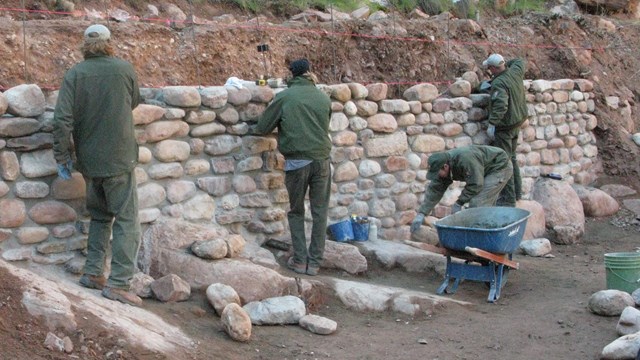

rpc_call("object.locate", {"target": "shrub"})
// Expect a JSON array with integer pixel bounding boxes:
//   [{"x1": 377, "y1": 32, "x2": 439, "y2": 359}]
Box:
[{"x1": 417, "y1": 0, "x2": 454, "y2": 16}]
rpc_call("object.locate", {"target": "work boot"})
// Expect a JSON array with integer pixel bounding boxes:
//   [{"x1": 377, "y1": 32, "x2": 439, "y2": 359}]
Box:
[
  {"x1": 102, "y1": 287, "x2": 143, "y2": 306},
  {"x1": 79, "y1": 274, "x2": 106, "y2": 290},
  {"x1": 306, "y1": 264, "x2": 320, "y2": 276},
  {"x1": 287, "y1": 257, "x2": 307, "y2": 274}
]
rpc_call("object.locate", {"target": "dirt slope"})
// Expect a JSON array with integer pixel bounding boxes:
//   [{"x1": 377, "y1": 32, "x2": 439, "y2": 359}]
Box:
[{"x1": 1, "y1": 0, "x2": 638, "y2": 180}]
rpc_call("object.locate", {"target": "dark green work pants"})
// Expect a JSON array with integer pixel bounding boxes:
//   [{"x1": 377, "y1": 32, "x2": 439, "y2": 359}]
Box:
[
  {"x1": 468, "y1": 161, "x2": 513, "y2": 208},
  {"x1": 285, "y1": 159, "x2": 331, "y2": 268},
  {"x1": 83, "y1": 171, "x2": 140, "y2": 290},
  {"x1": 492, "y1": 126, "x2": 521, "y2": 206}
]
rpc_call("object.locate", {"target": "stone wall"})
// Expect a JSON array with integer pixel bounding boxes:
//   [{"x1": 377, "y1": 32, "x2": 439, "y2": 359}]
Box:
[{"x1": 0, "y1": 76, "x2": 599, "y2": 265}]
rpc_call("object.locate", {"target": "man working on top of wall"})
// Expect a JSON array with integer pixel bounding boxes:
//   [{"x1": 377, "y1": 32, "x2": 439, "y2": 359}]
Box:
[{"x1": 482, "y1": 53, "x2": 528, "y2": 206}]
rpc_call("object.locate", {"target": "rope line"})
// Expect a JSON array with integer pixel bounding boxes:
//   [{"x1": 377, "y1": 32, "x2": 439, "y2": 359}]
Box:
[
  {"x1": 0, "y1": 4, "x2": 630, "y2": 90},
  {"x1": 0, "y1": 6, "x2": 618, "y2": 52}
]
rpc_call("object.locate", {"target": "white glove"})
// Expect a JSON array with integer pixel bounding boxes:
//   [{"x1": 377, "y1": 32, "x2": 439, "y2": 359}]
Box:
[
  {"x1": 487, "y1": 124, "x2": 495, "y2": 140},
  {"x1": 410, "y1": 213, "x2": 425, "y2": 233},
  {"x1": 451, "y1": 203, "x2": 463, "y2": 214}
]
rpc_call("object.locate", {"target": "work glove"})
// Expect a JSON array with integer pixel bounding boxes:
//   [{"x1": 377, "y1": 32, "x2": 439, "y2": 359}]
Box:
[
  {"x1": 410, "y1": 213, "x2": 425, "y2": 233},
  {"x1": 57, "y1": 160, "x2": 73, "y2": 180},
  {"x1": 487, "y1": 124, "x2": 496, "y2": 140},
  {"x1": 451, "y1": 203, "x2": 463, "y2": 214},
  {"x1": 479, "y1": 80, "x2": 491, "y2": 92}
]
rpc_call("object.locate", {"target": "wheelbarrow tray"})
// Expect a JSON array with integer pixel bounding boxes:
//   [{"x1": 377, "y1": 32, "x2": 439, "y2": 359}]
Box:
[{"x1": 435, "y1": 207, "x2": 531, "y2": 255}]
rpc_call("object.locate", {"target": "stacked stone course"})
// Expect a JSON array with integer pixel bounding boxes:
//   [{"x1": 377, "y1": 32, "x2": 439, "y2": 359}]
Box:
[{"x1": 0, "y1": 77, "x2": 599, "y2": 265}]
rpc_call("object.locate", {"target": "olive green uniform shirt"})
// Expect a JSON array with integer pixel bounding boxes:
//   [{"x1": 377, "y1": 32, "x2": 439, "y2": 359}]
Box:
[
  {"x1": 488, "y1": 59, "x2": 528, "y2": 130},
  {"x1": 53, "y1": 54, "x2": 140, "y2": 177},
  {"x1": 418, "y1": 145, "x2": 511, "y2": 215},
  {"x1": 253, "y1": 76, "x2": 331, "y2": 160}
]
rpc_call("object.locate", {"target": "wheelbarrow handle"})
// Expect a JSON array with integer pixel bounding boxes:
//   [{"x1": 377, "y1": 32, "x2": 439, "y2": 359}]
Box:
[{"x1": 464, "y1": 246, "x2": 520, "y2": 269}]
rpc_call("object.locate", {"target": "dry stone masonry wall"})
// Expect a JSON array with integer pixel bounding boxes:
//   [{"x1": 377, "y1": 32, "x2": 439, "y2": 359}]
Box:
[{"x1": 0, "y1": 76, "x2": 599, "y2": 265}]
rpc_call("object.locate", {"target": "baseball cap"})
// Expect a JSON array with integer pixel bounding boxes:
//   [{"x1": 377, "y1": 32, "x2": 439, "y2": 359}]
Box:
[
  {"x1": 482, "y1": 53, "x2": 504, "y2": 67},
  {"x1": 426, "y1": 152, "x2": 450, "y2": 181},
  {"x1": 84, "y1": 24, "x2": 111, "y2": 41}
]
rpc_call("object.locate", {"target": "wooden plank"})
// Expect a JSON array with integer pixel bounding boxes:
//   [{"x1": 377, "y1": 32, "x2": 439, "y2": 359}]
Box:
[{"x1": 464, "y1": 246, "x2": 520, "y2": 269}]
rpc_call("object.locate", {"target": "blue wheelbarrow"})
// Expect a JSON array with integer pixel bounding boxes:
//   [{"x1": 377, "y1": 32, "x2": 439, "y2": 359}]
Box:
[{"x1": 418, "y1": 207, "x2": 531, "y2": 303}]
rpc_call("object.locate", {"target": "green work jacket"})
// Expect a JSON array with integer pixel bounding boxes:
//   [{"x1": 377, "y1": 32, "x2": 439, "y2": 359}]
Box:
[
  {"x1": 53, "y1": 54, "x2": 140, "y2": 177},
  {"x1": 253, "y1": 76, "x2": 331, "y2": 160},
  {"x1": 418, "y1": 145, "x2": 510, "y2": 215},
  {"x1": 488, "y1": 59, "x2": 528, "y2": 130}
]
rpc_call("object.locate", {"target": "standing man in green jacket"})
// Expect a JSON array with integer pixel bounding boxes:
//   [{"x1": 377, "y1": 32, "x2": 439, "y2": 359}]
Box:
[
  {"x1": 483, "y1": 54, "x2": 528, "y2": 206},
  {"x1": 251, "y1": 59, "x2": 332, "y2": 276},
  {"x1": 410, "y1": 145, "x2": 513, "y2": 233},
  {"x1": 53, "y1": 24, "x2": 142, "y2": 306}
]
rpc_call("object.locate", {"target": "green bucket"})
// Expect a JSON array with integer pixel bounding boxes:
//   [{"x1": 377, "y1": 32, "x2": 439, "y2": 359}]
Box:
[{"x1": 604, "y1": 252, "x2": 640, "y2": 294}]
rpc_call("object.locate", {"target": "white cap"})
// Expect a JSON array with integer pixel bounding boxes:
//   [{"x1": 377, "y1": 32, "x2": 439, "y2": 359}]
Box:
[
  {"x1": 84, "y1": 24, "x2": 111, "y2": 41},
  {"x1": 483, "y1": 53, "x2": 504, "y2": 67}
]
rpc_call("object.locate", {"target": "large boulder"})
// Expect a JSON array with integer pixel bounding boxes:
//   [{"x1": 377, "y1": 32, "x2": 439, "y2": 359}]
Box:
[
  {"x1": 517, "y1": 199, "x2": 546, "y2": 240},
  {"x1": 531, "y1": 178, "x2": 584, "y2": 244},
  {"x1": 206, "y1": 283, "x2": 241, "y2": 316},
  {"x1": 601, "y1": 332, "x2": 640, "y2": 360},
  {"x1": 149, "y1": 249, "x2": 298, "y2": 303},
  {"x1": 617, "y1": 306, "x2": 640, "y2": 336},
  {"x1": 589, "y1": 290, "x2": 635, "y2": 316},
  {"x1": 3, "y1": 84, "x2": 46, "y2": 117},
  {"x1": 322, "y1": 241, "x2": 368, "y2": 274},
  {"x1": 572, "y1": 184, "x2": 620, "y2": 217},
  {"x1": 141, "y1": 219, "x2": 300, "y2": 303},
  {"x1": 221, "y1": 303, "x2": 251, "y2": 342},
  {"x1": 242, "y1": 295, "x2": 306, "y2": 325}
]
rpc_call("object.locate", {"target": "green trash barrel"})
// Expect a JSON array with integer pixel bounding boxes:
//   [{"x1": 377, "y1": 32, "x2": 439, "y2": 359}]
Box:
[{"x1": 604, "y1": 252, "x2": 640, "y2": 294}]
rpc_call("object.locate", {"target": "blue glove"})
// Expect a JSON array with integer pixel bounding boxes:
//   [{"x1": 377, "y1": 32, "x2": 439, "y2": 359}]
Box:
[
  {"x1": 451, "y1": 203, "x2": 463, "y2": 214},
  {"x1": 57, "y1": 161, "x2": 73, "y2": 180},
  {"x1": 410, "y1": 213, "x2": 425, "y2": 233},
  {"x1": 487, "y1": 124, "x2": 495, "y2": 140},
  {"x1": 479, "y1": 80, "x2": 491, "y2": 92}
]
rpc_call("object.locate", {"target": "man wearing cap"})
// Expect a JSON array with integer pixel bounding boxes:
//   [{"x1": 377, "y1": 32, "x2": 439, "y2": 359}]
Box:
[
  {"x1": 410, "y1": 145, "x2": 513, "y2": 233},
  {"x1": 482, "y1": 53, "x2": 528, "y2": 206},
  {"x1": 53, "y1": 24, "x2": 142, "y2": 306},
  {"x1": 250, "y1": 59, "x2": 332, "y2": 276}
]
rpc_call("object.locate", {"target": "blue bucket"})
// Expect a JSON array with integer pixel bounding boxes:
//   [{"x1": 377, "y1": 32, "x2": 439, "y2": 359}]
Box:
[
  {"x1": 328, "y1": 220, "x2": 354, "y2": 242},
  {"x1": 351, "y1": 219, "x2": 370, "y2": 241}
]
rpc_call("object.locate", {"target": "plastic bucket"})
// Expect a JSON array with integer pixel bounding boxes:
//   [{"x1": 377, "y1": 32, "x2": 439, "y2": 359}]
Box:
[
  {"x1": 604, "y1": 252, "x2": 640, "y2": 294},
  {"x1": 351, "y1": 220, "x2": 370, "y2": 241},
  {"x1": 328, "y1": 220, "x2": 354, "y2": 242}
]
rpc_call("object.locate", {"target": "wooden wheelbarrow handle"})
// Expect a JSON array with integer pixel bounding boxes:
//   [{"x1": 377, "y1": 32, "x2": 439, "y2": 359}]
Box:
[{"x1": 464, "y1": 246, "x2": 520, "y2": 269}]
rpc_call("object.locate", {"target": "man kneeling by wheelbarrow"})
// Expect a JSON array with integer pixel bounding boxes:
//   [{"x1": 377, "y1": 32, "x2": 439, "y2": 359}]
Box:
[{"x1": 411, "y1": 145, "x2": 514, "y2": 233}]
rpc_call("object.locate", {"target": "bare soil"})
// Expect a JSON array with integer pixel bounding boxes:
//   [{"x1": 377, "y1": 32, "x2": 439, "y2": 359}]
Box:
[
  {"x1": 1, "y1": 1, "x2": 640, "y2": 359},
  {"x1": 2, "y1": 207, "x2": 639, "y2": 359}
]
